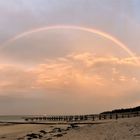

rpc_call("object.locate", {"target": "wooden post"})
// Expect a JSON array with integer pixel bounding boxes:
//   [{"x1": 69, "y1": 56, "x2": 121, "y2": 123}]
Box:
[
  {"x1": 110, "y1": 114, "x2": 112, "y2": 119},
  {"x1": 92, "y1": 116, "x2": 95, "y2": 121},
  {"x1": 99, "y1": 115, "x2": 101, "y2": 120},
  {"x1": 115, "y1": 114, "x2": 118, "y2": 120}
]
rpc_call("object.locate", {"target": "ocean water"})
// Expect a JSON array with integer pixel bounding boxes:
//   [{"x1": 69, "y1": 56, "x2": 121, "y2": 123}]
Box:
[{"x1": 0, "y1": 115, "x2": 31, "y2": 122}]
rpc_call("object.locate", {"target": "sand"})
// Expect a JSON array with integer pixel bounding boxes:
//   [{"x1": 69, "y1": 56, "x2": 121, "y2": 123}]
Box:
[{"x1": 0, "y1": 117, "x2": 140, "y2": 140}]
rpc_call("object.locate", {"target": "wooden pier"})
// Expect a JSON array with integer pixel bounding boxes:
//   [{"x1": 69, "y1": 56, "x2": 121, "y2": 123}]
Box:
[{"x1": 24, "y1": 111, "x2": 140, "y2": 123}]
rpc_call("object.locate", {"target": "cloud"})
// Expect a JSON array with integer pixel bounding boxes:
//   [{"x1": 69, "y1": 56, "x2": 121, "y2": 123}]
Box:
[
  {"x1": 0, "y1": 64, "x2": 37, "y2": 93},
  {"x1": 0, "y1": 52, "x2": 140, "y2": 114},
  {"x1": 0, "y1": 52, "x2": 139, "y2": 95}
]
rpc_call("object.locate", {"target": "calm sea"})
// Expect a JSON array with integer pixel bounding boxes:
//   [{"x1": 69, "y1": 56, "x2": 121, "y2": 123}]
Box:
[{"x1": 0, "y1": 115, "x2": 32, "y2": 122}]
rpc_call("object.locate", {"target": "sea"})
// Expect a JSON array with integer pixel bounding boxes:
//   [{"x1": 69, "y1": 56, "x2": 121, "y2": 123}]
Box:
[{"x1": 0, "y1": 115, "x2": 32, "y2": 122}]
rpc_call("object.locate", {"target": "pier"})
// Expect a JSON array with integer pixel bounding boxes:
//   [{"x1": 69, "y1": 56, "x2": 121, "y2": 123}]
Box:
[{"x1": 24, "y1": 111, "x2": 140, "y2": 123}]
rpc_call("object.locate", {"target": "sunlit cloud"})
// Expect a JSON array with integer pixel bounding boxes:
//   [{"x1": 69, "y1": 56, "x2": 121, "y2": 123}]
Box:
[{"x1": 0, "y1": 52, "x2": 139, "y2": 98}]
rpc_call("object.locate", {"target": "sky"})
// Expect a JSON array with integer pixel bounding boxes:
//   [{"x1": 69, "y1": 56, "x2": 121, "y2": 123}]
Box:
[{"x1": 0, "y1": 0, "x2": 140, "y2": 115}]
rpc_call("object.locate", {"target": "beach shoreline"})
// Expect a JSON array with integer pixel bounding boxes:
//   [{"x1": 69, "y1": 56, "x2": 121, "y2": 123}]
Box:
[{"x1": 0, "y1": 117, "x2": 140, "y2": 140}]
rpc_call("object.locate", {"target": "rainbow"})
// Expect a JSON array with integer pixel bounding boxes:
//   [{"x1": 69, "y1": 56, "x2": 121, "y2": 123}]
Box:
[{"x1": 0, "y1": 25, "x2": 139, "y2": 63}]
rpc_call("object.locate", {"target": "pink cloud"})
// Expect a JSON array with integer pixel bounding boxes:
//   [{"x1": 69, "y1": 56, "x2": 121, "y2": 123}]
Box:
[{"x1": 0, "y1": 52, "x2": 139, "y2": 98}]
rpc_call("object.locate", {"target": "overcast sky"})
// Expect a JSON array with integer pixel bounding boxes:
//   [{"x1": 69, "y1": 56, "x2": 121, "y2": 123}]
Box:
[{"x1": 0, "y1": 0, "x2": 140, "y2": 115}]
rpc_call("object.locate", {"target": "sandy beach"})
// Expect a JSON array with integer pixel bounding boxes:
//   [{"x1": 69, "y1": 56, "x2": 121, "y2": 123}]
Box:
[{"x1": 0, "y1": 117, "x2": 140, "y2": 140}]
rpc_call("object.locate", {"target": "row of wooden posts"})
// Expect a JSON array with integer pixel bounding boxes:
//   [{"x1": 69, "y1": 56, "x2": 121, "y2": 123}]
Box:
[{"x1": 24, "y1": 111, "x2": 140, "y2": 122}]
